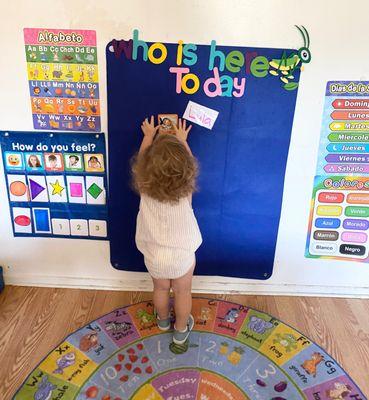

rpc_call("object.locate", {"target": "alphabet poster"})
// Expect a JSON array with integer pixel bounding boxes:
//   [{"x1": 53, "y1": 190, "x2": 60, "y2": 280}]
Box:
[
  {"x1": 306, "y1": 81, "x2": 369, "y2": 262},
  {"x1": 107, "y1": 29, "x2": 310, "y2": 279},
  {"x1": 1, "y1": 131, "x2": 108, "y2": 239},
  {"x1": 24, "y1": 28, "x2": 100, "y2": 131}
]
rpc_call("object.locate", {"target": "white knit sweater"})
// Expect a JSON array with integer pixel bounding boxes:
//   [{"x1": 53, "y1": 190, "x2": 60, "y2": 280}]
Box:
[{"x1": 135, "y1": 194, "x2": 202, "y2": 279}]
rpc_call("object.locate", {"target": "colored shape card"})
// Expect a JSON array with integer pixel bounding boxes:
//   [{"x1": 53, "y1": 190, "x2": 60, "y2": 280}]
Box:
[
  {"x1": 67, "y1": 176, "x2": 86, "y2": 203},
  {"x1": 183, "y1": 100, "x2": 219, "y2": 130},
  {"x1": 28, "y1": 175, "x2": 49, "y2": 202},
  {"x1": 12, "y1": 207, "x2": 32, "y2": 233},
  {"x1": 1, "y1": 131, "x2": 108, "y2": 240},
  {"x1": 7, "y1": 175, "x2": 29, "y2": 202},
  {"x1": 86, "y1": 176, "x2": 105, "y2": 204},
  {"x1": 46, "y1": 175, "x2": 67, "y2": 202},
  {"x1": 33, "y1": 208, "x2": 51, "y2": 233},
  {"x1": 24, "y1": 28, "x2": 100, "y2": 131},
  {"x1": 306, "y1": 81, "x2": 369, "y2": 262}
]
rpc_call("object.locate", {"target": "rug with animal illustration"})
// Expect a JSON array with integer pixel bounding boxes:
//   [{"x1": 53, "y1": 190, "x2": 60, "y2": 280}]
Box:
[{"x1": 14, "y1": 298, "x2": 366, "y2": 400}]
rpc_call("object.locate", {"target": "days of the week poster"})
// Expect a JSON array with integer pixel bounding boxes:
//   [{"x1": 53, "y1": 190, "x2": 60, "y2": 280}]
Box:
[{"x1": 306, "y1": 81, "x2": 369, "y2": 262}]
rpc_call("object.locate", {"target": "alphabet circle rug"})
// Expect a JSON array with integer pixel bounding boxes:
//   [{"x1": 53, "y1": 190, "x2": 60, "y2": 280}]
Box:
[{"x1": 14, "y1": 298, "x2": 366, "y2": 399}]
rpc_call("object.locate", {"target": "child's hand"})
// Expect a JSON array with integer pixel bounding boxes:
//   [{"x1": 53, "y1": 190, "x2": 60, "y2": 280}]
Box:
[
  {"x1": 141, "y1": 116, "x2": 159, "y2": 138},
  {"x1": 174, "y1": 118, "x2": 192, "y2": 142}
]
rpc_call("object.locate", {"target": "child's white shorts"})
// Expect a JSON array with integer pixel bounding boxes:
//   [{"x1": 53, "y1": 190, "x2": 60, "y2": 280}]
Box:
[{"x1": 143, "y1": 249, "x2": 196, "y2": 279}]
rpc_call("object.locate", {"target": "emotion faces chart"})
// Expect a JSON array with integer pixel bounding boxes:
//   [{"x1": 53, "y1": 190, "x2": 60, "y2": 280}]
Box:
[{"x1": 1, "y1": 131, "x2": 108, "y2": 239}]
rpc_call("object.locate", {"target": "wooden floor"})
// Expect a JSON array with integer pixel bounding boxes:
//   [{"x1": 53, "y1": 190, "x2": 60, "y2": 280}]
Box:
[{"x1": 0, "y1": 286, "x2": 368, "y2": 399}]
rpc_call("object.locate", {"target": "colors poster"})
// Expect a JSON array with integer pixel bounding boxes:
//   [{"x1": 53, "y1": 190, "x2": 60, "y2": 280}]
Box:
[
  {"x1": 24, "y1": 28, "x2": 100, "y2": 131},
  {"x1": 1, "y1": 131, "x2": 108, "y2": 239},
  {"x1": 306, "y1": 81, "x2": 369, "y2": 262}
]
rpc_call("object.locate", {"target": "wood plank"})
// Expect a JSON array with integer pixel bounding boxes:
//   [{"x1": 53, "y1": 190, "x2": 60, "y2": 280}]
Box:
[{"x1": 0, "y1": 287, "x2": 367, "y2": 398}]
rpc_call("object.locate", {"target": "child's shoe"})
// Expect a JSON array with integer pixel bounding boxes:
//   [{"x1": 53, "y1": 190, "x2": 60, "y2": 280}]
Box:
[
  {"x1": 155, "y1": 313, "x2": 171, "y2": 331},
  {"x1": 173, "y1": 314, "x2": 194, "y2": 344}
]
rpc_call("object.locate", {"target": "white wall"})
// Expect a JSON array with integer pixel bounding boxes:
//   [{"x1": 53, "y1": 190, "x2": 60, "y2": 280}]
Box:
[{"x1": 1, "y1": 0, "x2": 369, "y2": 297}]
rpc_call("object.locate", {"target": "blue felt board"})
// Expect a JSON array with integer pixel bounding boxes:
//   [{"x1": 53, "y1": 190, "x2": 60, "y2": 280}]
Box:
[
  {"x1": 0, "y1": 131, "x2": 108, "y2": 240},
  {"x1": 107, "y1": 41, "x2": 300, "y2": 279}
]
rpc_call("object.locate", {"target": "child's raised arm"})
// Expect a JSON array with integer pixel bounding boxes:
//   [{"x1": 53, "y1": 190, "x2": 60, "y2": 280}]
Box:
[
  {"x1": 173, "y1": 118, "x2": 193, "y2": 155},
  {"x1": 139, "y1": 116, "x2": 159, "y2": 154}
]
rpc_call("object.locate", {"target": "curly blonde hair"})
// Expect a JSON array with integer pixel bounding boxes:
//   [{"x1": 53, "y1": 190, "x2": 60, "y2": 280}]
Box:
[{"x1": 131, "y1": 134, "x2": 198, "y2": 203}]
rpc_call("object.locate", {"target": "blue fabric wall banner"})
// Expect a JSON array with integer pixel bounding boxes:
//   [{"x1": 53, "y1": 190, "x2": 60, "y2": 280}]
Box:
[{"x1": 107, "y1": 39, "x2": 301, "y2": 279}]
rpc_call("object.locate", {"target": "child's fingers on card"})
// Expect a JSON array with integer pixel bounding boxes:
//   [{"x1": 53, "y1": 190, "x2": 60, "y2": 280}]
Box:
[
  {"x1": 150, "y1": 115, "x2": 154, "y2": 125},
  {"x1": 186, "y1": 124, "x2": 192, "y2": 134}
]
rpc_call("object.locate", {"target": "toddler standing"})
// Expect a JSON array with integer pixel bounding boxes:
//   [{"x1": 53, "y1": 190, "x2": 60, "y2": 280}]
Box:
[{"x1": 132, "y1": 116, "x2": 202, "y2": 344}]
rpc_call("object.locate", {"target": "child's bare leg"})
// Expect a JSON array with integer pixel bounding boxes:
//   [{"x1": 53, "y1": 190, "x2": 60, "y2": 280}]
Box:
[
  {"x1": 171, "y1": 264, "x2": 195, "y2": 331},
  {"x1": 152, "y1": 277, "x2": 171, "y2": 319}
]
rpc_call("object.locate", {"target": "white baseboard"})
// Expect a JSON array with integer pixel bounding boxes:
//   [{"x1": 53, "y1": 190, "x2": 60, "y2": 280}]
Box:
[{"x1": 4, "y1": 273, "x2": 369, "y2": 298}]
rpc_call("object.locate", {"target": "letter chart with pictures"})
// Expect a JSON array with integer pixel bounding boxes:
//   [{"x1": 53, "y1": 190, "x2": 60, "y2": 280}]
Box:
[
  {"x1": 24, "y1": 28, "x2": 101, "y2": 132},
  {"x1": 1, "y1": 131, "x2": 108, "y2": 239},
  {"x1": 14, "y1": 298, "x2": 366, "y2": 399}
]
